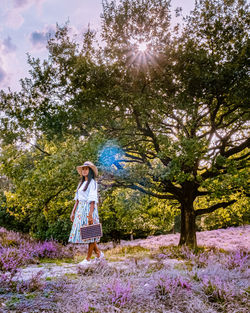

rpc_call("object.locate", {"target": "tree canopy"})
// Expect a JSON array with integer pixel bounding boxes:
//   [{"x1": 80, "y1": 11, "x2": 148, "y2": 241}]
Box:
[{"x1": 0, "y1": 0, "x2": 249, "y2": 247}]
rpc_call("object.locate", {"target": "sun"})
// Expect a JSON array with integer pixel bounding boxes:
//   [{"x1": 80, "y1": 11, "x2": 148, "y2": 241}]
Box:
[
  {"x1": 126, "y1": 38, "x2": 157, "y2": 69},
  {"x1": 138, "y1": 42, "x2": 148, "y2": 52}
]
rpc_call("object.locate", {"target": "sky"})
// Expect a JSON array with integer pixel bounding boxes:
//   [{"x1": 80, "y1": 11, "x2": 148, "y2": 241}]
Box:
[{"x1": 0, "y1": 0, "x2": 196, "y2": 92}]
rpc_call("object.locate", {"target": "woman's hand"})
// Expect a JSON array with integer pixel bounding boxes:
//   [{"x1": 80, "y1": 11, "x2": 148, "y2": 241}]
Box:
[
  {"x1": 70, "y1": 211, "x2": 75, "y2": 222},
  {"x1": 87, "y1": 215, "x2": 93, "y2": 225}
]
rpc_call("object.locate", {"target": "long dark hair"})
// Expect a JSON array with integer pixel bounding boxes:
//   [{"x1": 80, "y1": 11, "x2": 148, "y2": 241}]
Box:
[{"x1": 78, "y1": 167, "x2": 96, "y2": 191}]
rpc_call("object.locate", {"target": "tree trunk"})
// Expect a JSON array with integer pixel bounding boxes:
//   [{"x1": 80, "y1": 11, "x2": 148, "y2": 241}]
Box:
[{"x1": 179, "y1": 202, "x2": 197, "y2": 249}]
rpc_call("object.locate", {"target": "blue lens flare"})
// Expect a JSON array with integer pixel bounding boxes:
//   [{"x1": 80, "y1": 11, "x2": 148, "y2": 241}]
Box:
[{"x1": 98, "y1": 141, "x2": 125, "y2": 173}]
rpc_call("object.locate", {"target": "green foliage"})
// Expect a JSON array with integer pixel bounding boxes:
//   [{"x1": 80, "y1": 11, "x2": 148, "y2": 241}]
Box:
[
  {"x1": 0, "y1": 133, "x2": 107, "y2": 242},
  {"x1": 44, "y1": 219, "x2": 72, "y2": 244},
  {"x1": 0, "y1": 193, "x2": 30, "y2": 233},
  {"x1": 30, "y1": 215, "x2": 72, "y2": 244},
  {"x1": 199, "y1": 194, "x2": 250, "y2": 230},
  {"x1": 0, "y1": 0, "x2": 249, "y2": 247},
  {"x1": 99, "y1": 188, "x2": 177, "y2": 241}
]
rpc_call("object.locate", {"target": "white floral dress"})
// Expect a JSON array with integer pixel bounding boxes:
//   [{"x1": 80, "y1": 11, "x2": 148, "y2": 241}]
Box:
[{"x1": 68, "y1": 179, "x2": 100, "y2": 244}]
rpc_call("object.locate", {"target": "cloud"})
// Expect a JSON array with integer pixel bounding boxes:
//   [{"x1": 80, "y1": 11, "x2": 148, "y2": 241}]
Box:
[
  {"x1": 5, "y1": 10, "x2": 24, "y2": 29},
  {"x1": 4, "y1": 0, "x2": 47, "y2": 29},
  {"x1": 30, "y1": 31, "x2": 47, "y2": 46},
  {"x1": 0, "y1": 41, "x2": 9, "y2": 87},
  {"x1": 0, "y1": 66, "x2": 7, "y2": 83},
  {"x1": 29, "y1": 26, "x2": 55, "y2": 50},
  {"x1": 13, "y1": 0, "x2": 45, "y2": 9},
  {"x1": 13, "y1": 0, "x2": 29, "y2": 8},
  {"x1": 3, "y1": 36, "x2": 17, "y2": 53},
  {"x1": 0, "y1": 39, "x2": 21, "y2": 91}
]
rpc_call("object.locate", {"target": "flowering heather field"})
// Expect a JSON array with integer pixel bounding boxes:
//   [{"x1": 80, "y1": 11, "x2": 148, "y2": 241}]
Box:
[{"x1": 0, "y1": 225, "x2": 249, "y2": 313}]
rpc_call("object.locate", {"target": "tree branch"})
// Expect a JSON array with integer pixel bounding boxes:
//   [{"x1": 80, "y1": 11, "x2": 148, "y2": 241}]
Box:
[
  {"x1": 171, "y1": 113, "x2": 190, "y2": 137},
  {"x1": 23, "y1": 138, "x2": 51, "y2": 156},
  {"x1": 195, "y1": 200, "x2": 236, "y2": 216},
  {"x1": 222, "y1": 137, "x2": 250, "y2": 158},
  {"x1": 216, "y1": 105, "x2": 243, "y2": 127},
  {"x1": 201, "y1": 137, "x2": 250, "y2": 179},
  {"x1": 231, "y1": 151, "x2": 250, "y2": 161},
  {"x1": 31, "y1": 143, "x2": 51, "y2": 156},
  {"x1": 128, "y1": 183, "x2": 176, "y2": 199},
  {"x1": 99, "y1": 180, "x2": 175, "y2": 200},
  {"x1": 44, "y1": 186, "x2": 69, "y2": 208}
]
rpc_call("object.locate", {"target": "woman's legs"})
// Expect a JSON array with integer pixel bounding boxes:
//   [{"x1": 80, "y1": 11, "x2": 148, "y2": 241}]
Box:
[
  {"x1": 93, "y1": 242, "x2": 100, "y2": 257},
  {"x1": 86, "y1": 242, "x2": 101, "y2": 260},
  {"x1": 86, "y1": 243, "x2": 95, "y2": 260}
]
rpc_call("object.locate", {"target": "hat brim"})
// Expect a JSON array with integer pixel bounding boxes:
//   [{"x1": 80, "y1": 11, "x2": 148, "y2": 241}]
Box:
[{"x1": 76, "y1": 163, "x2": 98, "y2": 177}]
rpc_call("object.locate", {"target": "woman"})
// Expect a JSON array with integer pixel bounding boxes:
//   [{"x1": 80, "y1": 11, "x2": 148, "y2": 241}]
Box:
[{"x1": 68, "y1": 161, "x2": 104, "y2": 265}]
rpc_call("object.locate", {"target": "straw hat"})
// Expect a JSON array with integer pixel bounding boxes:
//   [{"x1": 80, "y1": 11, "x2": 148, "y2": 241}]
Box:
[{"x1": 76, "y1": 161, "x2": 98, "y2": 178}]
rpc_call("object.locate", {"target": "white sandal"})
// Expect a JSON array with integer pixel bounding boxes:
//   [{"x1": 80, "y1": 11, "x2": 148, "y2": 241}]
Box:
[
  {"x1": 79, "y1": 259, "x2": 92, "y2": 266},
  {"x1": 94, "y1": 252, "x2": 105, "y2": 262}
]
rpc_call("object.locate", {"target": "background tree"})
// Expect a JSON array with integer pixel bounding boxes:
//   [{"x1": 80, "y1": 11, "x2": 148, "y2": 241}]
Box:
[
  {"x1": 100, "y1": 188, "x2": 177, "y2": 243},
  {"x1": 0, "y1": 0, "x2": 249, "y2": 247},
  {"x1": 0, "y1": 133, "x2": 105, "y2": 242}
]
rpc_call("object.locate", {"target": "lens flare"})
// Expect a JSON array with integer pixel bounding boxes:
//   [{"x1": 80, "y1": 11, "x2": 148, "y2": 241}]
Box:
[
  {"x1": 138, "y1": 42, "x2": 148, "y2": 52},
  {"x1": 98, "y1": 142, "x2": 125, "y2": 172}
]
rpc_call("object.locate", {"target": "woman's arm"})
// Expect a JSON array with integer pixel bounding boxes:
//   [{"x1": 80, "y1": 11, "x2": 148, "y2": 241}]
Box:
[
  {"x1": 87, "y1": 180, "x2": 98, "y2": 224},
  {"x1": 87, "y1": 201, "x2": 95, "y2": 225},
  {"x1": 70, "y1": 200, "x2": 79, "y2": 222}
]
